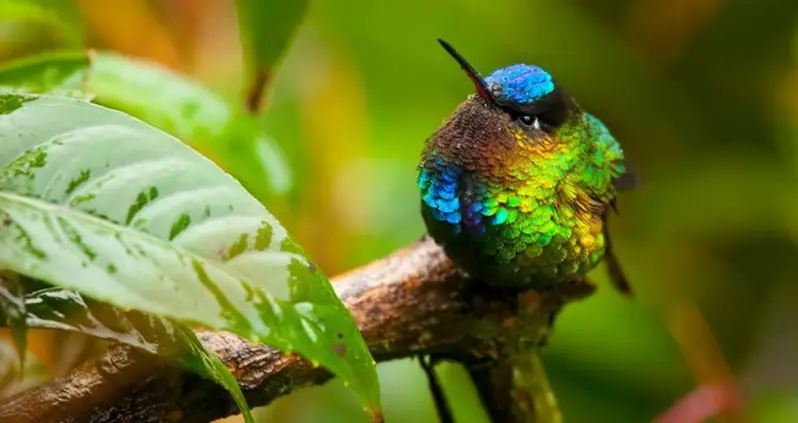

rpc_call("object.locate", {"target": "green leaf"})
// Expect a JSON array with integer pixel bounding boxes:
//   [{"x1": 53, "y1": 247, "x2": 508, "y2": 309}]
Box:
[
  {"x1": 85, "y1": 51, "x2": 292, "y2": 201},
  {"x1": 0, "y1": 272, "x2": 26, "y2": 372},
  {"x1": 0, "y1": 0, "x2": 81, "y2": 47},
  {"x1": 0, "y1": 0, "x2": 55, "y2": 24},
  {"x1": 0, "y1": 93, "x2": 381, "y2": 417},
  {"x1": 0, "y1": 50, "x2": 90, "y2": 97},
  {"x1": 22, "y1": 287, "x2": 255, "y2": 423},
  {"x1": 235, "y1": 0, "x2": 309, "y2": 112}
]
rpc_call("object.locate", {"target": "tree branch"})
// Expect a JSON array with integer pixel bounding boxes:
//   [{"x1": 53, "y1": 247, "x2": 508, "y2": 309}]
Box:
[{"x1": 0, "y1": 236, "x2": 593, "y2": 423}]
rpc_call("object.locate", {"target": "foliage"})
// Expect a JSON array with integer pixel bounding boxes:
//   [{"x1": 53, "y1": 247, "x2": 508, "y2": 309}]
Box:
[
  {"x1": 22, "y1": 285, "x2": 253, "y2": 422},
  {"x1": 235, "y1": 0, "x2": 309, "y2": 112},
  {"x1": 0, "y1": 1, "x2": 382, "y2": 421},
  {"x1": 0, "y1": 50, "x2": 88, "y2": 96},
  {"x1": 0, "y1": 0, "x2": 81, "y2": 47},
  {"x1": 0, "y1": 0, "x2": 796, "y2": 422},
  {"x1": 86, "y1": 51, "x2": 294, "y2": 202},
  {"x1": 0, "y1": 272, "x2": 27, "y2": 370}
]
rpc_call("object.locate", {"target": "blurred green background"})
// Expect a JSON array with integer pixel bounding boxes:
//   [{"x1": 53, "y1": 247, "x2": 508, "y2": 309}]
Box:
[{"x1": 0, "y1": 0, "x2": 796, "y2": 422}]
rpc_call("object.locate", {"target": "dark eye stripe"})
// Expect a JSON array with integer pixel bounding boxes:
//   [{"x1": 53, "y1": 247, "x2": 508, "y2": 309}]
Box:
[{"x1": 498, "y1": 87, "x2": 573, "y2": 131}]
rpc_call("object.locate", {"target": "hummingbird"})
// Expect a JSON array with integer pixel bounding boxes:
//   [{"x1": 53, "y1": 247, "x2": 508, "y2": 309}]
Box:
[{"x1": 418, "y1": 40, "x2": 636, "y2": 294}]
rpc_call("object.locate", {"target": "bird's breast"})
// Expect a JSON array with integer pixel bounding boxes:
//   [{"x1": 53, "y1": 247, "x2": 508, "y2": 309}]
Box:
[{"x1": 419, "y1": 163, "x2": 606, "y2": 287}]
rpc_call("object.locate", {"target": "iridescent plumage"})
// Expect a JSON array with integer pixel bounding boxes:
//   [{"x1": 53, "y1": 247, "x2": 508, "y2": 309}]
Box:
[{"x1": 419, "y1": 40, "x2": 634, "y2": 290}]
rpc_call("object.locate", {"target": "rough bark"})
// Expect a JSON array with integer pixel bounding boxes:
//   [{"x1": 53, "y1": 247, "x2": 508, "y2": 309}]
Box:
[{"x1": 0, "y1": 236, "x2": 594, "y2": 423}]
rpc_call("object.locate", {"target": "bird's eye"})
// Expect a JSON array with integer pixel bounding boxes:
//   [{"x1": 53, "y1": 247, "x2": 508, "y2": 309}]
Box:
[{"x1": 517, "y1": 115, "x2": 540, "y2": 130}]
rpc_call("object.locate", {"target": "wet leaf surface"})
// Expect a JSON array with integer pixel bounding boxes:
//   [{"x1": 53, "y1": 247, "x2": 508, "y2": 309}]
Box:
[
  {"x1": 22, "y1": 286, "x2": 254, "y2": 423},
  {"x1": 0, "y1": 94, "x2": 381, "y2": 418}
]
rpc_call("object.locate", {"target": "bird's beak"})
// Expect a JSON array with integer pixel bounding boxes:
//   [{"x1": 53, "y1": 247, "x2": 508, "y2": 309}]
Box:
[{"x1": 437, "y1": 39, "x2": 497, "y2": 106}]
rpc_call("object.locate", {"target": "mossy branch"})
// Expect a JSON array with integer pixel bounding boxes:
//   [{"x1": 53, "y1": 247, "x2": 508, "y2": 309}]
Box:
[{"x1": 0, "y1": 236, "x2": 594, "y2": 423}]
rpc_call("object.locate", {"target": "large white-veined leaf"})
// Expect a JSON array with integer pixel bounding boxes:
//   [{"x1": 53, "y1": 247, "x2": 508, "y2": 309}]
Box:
[
  {"x1": 0, "y1": 49, "x2": 293, "y2": 207},
  {"x1": 0, "y1": 93, "x2": 381, "y2": 418}
]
